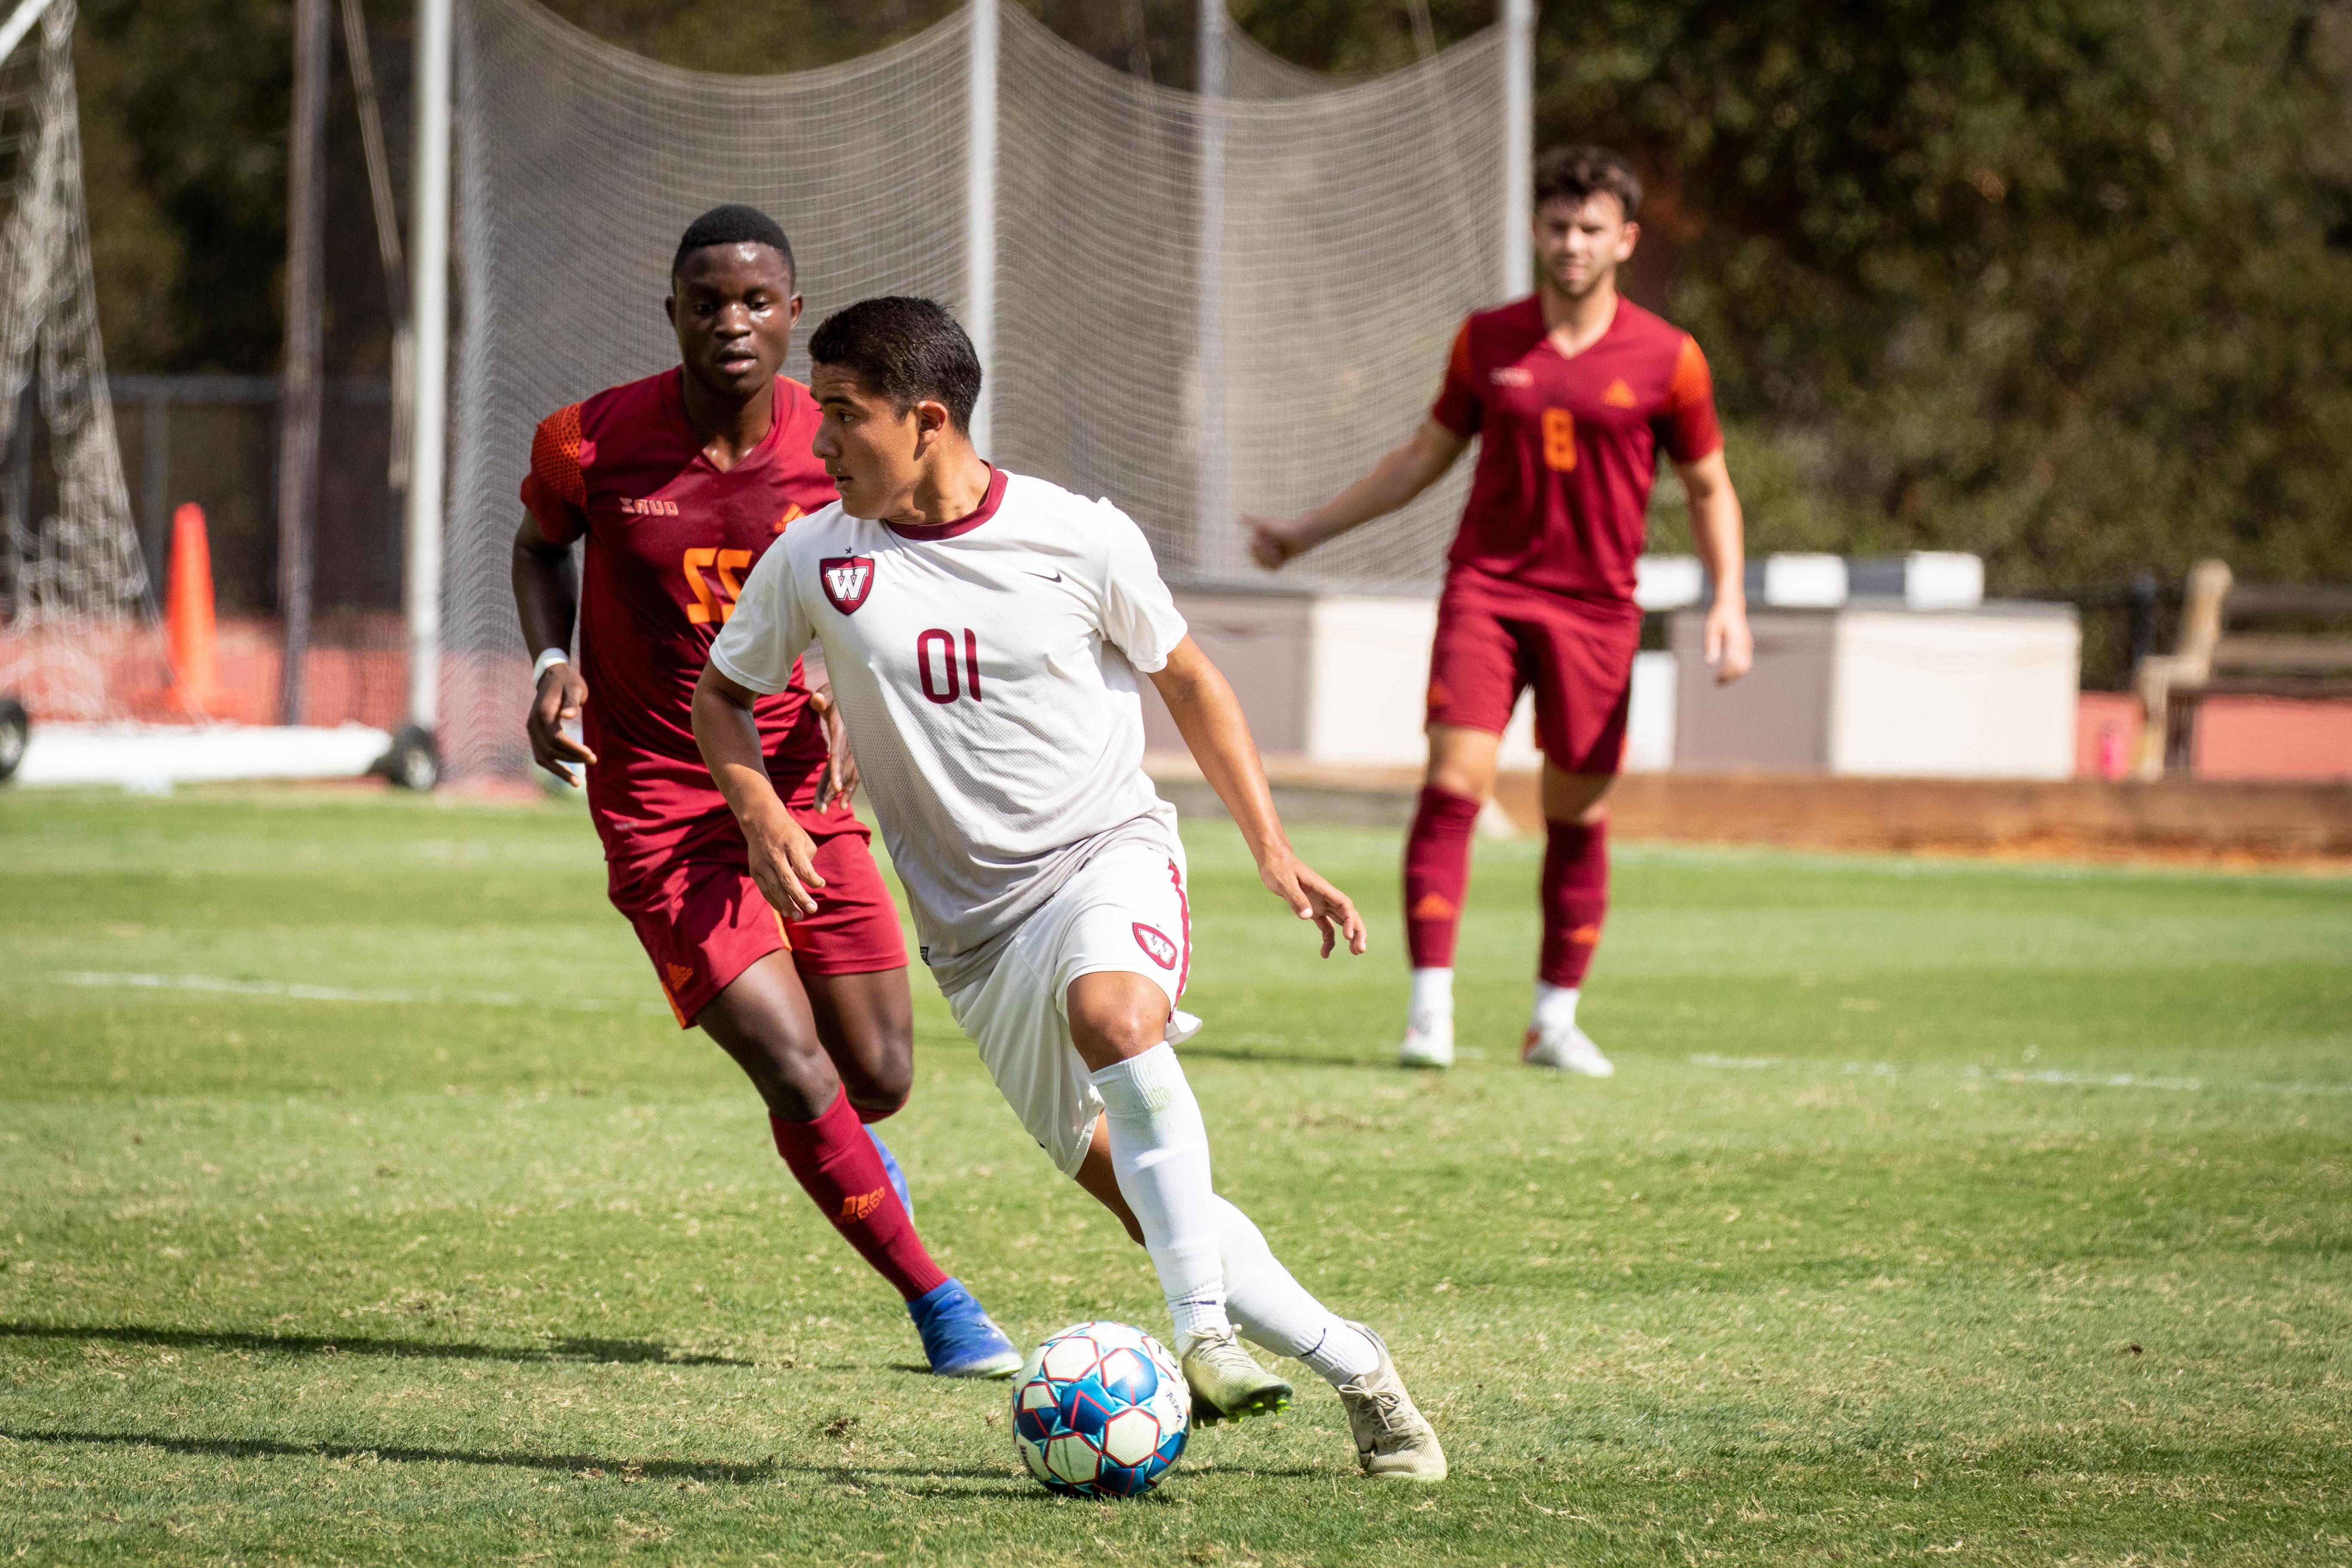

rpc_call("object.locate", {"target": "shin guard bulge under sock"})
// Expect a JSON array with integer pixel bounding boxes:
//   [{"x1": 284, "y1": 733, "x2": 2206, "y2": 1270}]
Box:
[
  {"x1": 1088, "y1": 1043, "x2": 1230, "y2": 1345},
  {"x1": 1539, "y1": 816, "x2": 1609, "y2": 989},
  {"x1": 1404, "y1": 787, "x2": 1482, "y2": 970},
  {"x1": 1213, "y1": 1197, "x2": 1379, "y2": 1384},
  {"x1": 769, "y1": 1088, "x2": 948, "y2": 1301}
]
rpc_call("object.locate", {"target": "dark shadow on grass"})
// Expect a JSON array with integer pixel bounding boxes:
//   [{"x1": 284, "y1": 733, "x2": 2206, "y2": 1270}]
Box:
[
  {"x1": 0, "y1": 1322, "x2": 749, "y2": 1367},
  {"x1": 1, "y1": 1427, "x2": 1018, "y2": 1485}
]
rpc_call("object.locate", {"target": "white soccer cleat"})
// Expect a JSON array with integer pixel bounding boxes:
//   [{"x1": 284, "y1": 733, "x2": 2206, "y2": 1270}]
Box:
[
  {"x1": 1522, "y1": 1023, "x2": 1614, "y2": 1077},
  {"x1": 1334, "y1": 1322, "x2": 1447, "y2": 1481},
  {"x1": 1179, "y1": 1326, "x2": 1293, "y2": 1426},
  {"x1": 1396, "y1": 1012, "x2": 1454, "y2": 1069}
]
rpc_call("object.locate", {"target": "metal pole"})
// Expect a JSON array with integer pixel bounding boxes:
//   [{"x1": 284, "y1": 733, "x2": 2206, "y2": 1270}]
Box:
[
  {"x1": 339, "y1": 0, "x2": 411, "y2": 494},
  {"x1": 1195, "y1": 0, "x2": 1226, "y2": 576},
  {"x1": 141, "y1": 391, "x2": 166, "y2": 596},
  {"x1": 404, "y1": 0, "x2": 452, "y2": 735},
  {"x1": 1501, "y1": 0, "x2": 1534, "y2": 297},
  {"x1": 964, "y1": 0, "x2": 997, "y2": 456},
  {"x1": 0, "y1": 0, "x2": 56, "y2": 68},
  {"x1": 5, "y1": 379, "x2": 29, "y2": 620},
  {"x1": 276, "y1": 0, "x2": 329, "y2": 724}
]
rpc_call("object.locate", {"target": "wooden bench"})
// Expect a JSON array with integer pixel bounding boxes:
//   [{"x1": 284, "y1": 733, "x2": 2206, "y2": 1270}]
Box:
[{"x1": 2132, "y1": 560, "x2": 2352, "y2": 778}]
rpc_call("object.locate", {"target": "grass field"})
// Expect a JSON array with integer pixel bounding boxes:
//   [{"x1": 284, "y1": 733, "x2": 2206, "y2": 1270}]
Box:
[{"x1": 1, "y1": 787, "x2": 2347, "y2": 1566}]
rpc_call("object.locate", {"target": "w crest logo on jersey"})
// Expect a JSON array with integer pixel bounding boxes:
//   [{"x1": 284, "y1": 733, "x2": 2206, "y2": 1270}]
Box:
[
  {"x1": 1131, "y1": 922, "x2": 1179, "y2": 970},
  {"x1": 820, "y1": 556, "x2": 875, "y2": 614}
]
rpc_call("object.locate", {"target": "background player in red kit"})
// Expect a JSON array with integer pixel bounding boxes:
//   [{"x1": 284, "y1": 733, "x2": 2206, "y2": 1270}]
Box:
[
  {"x1": 510, "y1": 205, "x2": 1020, "y2": 1375},
  {"x1": 1243, "y1": 147, "x2": 1753, "y2": 1076}
]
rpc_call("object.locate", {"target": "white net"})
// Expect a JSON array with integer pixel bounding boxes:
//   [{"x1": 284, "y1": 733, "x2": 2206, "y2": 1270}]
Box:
[
  {"x1": 0, "y1": 0, "x2": 151, "y2": 721},
  {"x1": 444, "y1": 0, "x2": 1507, "y2": 778}
]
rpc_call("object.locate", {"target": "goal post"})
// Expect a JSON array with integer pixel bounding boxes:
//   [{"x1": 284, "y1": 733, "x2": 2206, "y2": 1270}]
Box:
[{"x1": 0, "y1": 0, "x2": 153, "y2": 723}]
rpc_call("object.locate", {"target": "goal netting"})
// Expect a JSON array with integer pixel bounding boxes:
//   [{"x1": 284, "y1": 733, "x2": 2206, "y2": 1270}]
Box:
[
  {"x1": 444, "y1": 0, "x2": 1508, "y2": 778},
  {"x1": 0, "y1": 0, "x2": 151, "y2": 721}
]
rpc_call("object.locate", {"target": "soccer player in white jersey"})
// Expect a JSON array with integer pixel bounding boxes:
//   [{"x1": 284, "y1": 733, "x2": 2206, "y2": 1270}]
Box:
[{"x1": 693, "y1": 297, "x2": 1445, "y2": 1481}]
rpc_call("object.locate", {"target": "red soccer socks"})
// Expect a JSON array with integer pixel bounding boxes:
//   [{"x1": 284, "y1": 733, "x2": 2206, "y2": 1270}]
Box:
[
  {"x1": 1403, "y1": 787, "x2": 1482, "y2": 970},
  {"x1": 770, "y1": 1088, "x2": 948, "y2": 1302},
  {"x1": 1538, "y1": 816, "x2": 1609, "y2": 989}
]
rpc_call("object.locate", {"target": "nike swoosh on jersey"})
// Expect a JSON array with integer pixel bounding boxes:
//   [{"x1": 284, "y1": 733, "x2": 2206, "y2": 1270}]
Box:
[{"x1": 1026, "y1": 570, "x2": 1064, "y2": 583}]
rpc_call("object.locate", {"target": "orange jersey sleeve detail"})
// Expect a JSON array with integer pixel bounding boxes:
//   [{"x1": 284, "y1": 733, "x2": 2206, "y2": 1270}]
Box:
[
  {"x1": 1655, "y1": 335, "x2": 1723, "y2": 464},
  {"x1": 521, "y1": 401, "x2": 590, "y2": 543},
  {"x1": 1429, "y1": 320, "x2": 1482, "y2": 438}
]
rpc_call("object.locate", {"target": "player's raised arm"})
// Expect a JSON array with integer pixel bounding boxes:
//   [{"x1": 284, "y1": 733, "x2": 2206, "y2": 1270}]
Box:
[
  {"x1": 692, "y1": 661, "x2": 825, "y2": 919},
  {"x1": 1243, "y1": 417, "x2": 1467, "y2": 571},
  {"x1": 1146, "y1": 636, "x2": 1368, "y2": 958}
]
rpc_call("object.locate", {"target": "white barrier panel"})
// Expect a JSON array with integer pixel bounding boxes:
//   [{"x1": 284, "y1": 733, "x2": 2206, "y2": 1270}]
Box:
[
  {"x1": 14, "y1": 723, "x2": 393, "y2": 790},
  {"x1": 1152, "y1": 591, "x2": 1676, "y2": 772}
]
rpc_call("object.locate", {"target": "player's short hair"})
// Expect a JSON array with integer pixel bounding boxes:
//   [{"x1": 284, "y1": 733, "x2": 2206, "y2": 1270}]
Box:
[
  {"x1": 808, "y1": 297, "x2": 983, "y2": 432},
  {"x1": 672, "y1": 204, "x2": 796, "y2": 282},
  {"x1": 1533, "y1": 145, "x2": 1643, "y2": 223}
]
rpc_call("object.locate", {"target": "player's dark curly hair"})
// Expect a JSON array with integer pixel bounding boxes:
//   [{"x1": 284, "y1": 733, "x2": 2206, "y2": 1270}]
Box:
[
  {"x1": 672, "y1": 203, "x2": 795, "y2": 281},
  {"x1": 808, "y1": 297, "x2": 983, "y2": 433},
  {"x1": 1532, "y1": 145, "x2": 1642, "y2": 222}
]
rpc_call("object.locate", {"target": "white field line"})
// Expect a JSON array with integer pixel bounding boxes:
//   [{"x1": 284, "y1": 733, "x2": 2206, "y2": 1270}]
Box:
[
  {"x1": 49, "y1": 971, "x2": 669, "y2": 1017},
  {"x1": 1689, "y1": 1052, "x2": 2352, "y2": 1098}
]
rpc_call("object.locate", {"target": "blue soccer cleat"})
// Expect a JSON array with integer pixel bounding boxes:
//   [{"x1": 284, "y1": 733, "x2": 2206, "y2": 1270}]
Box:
[
  {"x1": 867, "y1": 1127, "x2": 913, "y2": 1221},
  {"x1": 909, "y1": 1278, "x2": 1023, "y2": 1379}
]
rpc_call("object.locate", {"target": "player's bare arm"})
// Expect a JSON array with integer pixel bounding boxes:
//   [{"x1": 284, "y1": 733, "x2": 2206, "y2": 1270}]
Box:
[
  {"x1": 1677, "y1": 447, "x2": 1753, "y2": 684},
  {"x1": 1147, "y1": 636, "x2": 1368, "y2": 958},
  {"x1": 692, "y1": 661, "x2": 825, "y2": 919},
  {"x1": 511, "y1": 511, "x2": 596, "y2": 783},
  {"x1": 804, "y1": 682, "x2": 860, "y2": 809},
  {"x1": 1244, "y1": 418, "x2": 1467, "y2": 571}
]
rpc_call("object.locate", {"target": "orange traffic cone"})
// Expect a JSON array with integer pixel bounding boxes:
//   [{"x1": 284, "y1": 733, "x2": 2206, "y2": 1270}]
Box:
[{"x1": 166, "y1": 502, "x2": 218, "y2": 715}]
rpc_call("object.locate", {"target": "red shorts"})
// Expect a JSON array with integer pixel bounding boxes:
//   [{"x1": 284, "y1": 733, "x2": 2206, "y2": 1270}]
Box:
[
  {"x1": 609, "y1": 824, "x2": 908, "y2": 1028},
  {"x1": 1426, "y1": 572, "x2": 1643, "y2": 774}
]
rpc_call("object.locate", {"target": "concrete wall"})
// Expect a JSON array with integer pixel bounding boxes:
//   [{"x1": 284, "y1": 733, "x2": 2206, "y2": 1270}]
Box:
[{"x1": 1672, "y1": 602, "x2": 2079, "y2": 780}]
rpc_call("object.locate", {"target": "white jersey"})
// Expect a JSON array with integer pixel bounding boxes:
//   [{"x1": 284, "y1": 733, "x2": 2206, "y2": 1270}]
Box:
[{"x1": 709, "y1": 467, "x2": 1187, "y2": 991}]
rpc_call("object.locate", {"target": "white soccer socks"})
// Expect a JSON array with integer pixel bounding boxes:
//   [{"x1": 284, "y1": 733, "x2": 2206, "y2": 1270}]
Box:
[
  {"x1": 1531, "y1": 981, "x2": 1580, "y2": 1034},
  {"x1": 1088, "y1": 1043, "x2": 1231, "y2": 1347},
  {"x1": 1213, "y1": 1196, "x2": 1379, "y2": 1384},
  {"x1": 1400, "y1": 967, "x2": 1457, "y2": 1067},
  {"x1": 1409, "y1": 966, "x2": 1455, "y2": 1023}
]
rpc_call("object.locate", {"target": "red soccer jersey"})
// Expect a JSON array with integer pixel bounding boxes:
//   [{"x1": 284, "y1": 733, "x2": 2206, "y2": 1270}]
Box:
[
  {"x1": 520, "y1": 368, "x2": 847, "y2": 879},
  {"x1": 1430, "y1": 294, "x2": 1722, "y2": 605}
]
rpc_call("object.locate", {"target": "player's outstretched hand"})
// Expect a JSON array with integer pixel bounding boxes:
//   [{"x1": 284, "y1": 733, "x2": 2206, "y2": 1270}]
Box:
[
  {"x1": 1258, "y1": 851, "x2": 1369, "y2": 959},
  {"x1": 743, "y1": 804, "x2": 827, "y2": 921},
  {"x1": 1243, "y1": 514, "x2": 1297, "y2": 572},
  {"x1": 526, "y1": 664, "x2": 597, "y2": 785},
  {"x1": 810, "y1": 687, "x2": 862, "y2": 811}
]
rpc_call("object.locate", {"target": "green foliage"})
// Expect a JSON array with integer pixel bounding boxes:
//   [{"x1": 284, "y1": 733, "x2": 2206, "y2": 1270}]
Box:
[
  {"x1": 2, "y1": 791, "x2": 2348, "y2": 1563},
  {"x1": 1540, "y1": 0, "x2": 2352, "y2": 591},
  {"x1": 76, "y1": 0, "x2": 292, "y2": 373},
  {"x1": 69, "y1": 0, "x2": 2352, "y2": 586}
]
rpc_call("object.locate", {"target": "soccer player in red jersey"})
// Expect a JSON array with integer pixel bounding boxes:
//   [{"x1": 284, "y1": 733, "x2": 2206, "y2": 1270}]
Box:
[
  {"x1": 1244, "y1": 147, "x2": 1754, "y2": 1075},
  {"x1": 510, "y1": 205, "x2": 1020, "y2": 1375}
]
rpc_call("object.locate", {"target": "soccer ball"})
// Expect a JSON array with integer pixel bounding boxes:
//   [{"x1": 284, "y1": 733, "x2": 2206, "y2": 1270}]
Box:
[{"x1": 1011, "y1": 1320, "x2": 1190, "y2": 1497}]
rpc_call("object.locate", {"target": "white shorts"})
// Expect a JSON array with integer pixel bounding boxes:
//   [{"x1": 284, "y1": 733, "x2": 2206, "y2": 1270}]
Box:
[{"x1": 945, "y1": 838, "x2": 1197, "y2": 1176}]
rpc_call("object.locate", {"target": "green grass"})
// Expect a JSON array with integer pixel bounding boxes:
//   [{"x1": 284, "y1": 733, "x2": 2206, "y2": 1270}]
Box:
[{"x1": 1, "y1": 787, "x2": 2347, "y2": 1565}]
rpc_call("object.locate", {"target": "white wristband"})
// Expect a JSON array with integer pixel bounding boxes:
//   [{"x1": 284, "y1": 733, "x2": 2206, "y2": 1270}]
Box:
[{"x1": 531, "y1": 648, "x2": 570, "y2": 686}]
